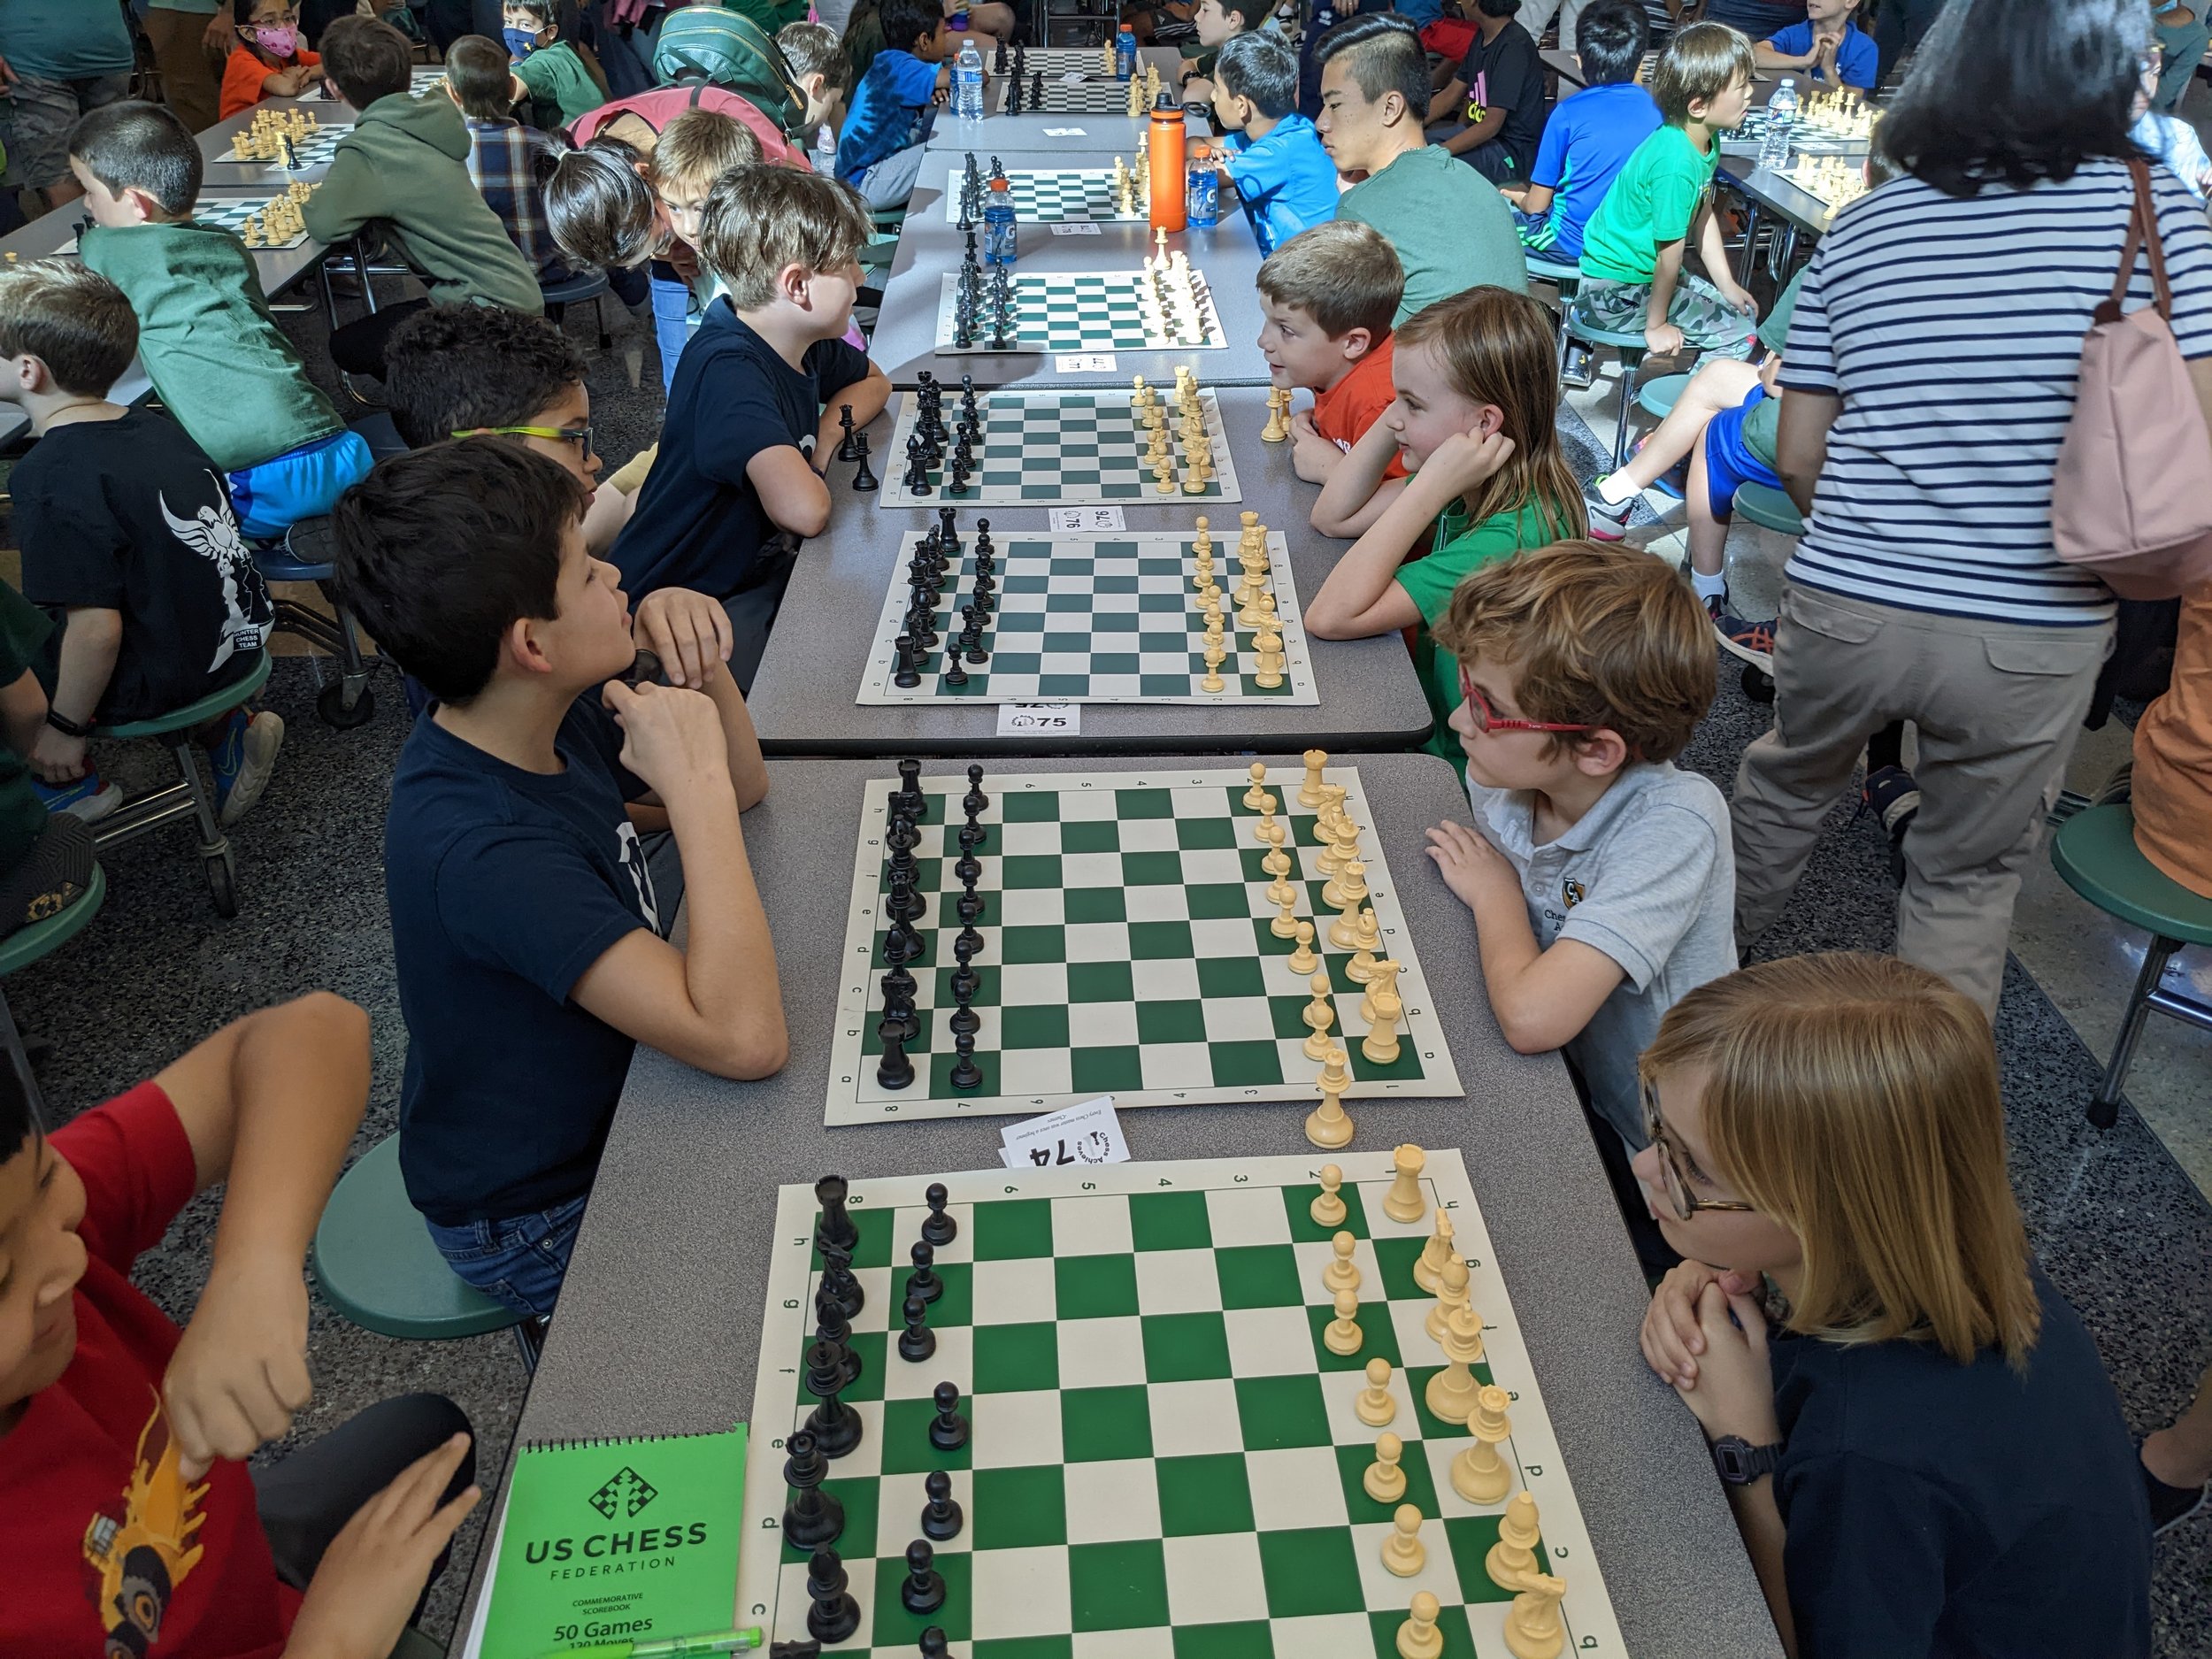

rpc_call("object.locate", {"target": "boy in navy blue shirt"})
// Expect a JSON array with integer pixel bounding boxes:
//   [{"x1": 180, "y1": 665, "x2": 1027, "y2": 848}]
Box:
[
  {"x1": 837, "y1": 0, "x2": 951, "y2": 210},
  {"x1": 1511, "y1": 0, "x2": 1660, "y2": 262},
  {"x1": 1211, "y1": 29, "x2": 1340, "y2": 255},
  {"x1": 1754, "y1": 0, "x2": 1877, "y2": 88},
  {"x1": 611, "y1": 165, "x2": 891, "y2": 690},
  {"x1": 331, "y1": 440, "x2": 787, "y2": 1317}
]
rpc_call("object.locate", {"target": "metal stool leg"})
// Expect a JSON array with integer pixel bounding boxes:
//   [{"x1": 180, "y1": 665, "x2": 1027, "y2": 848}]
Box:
[
  {"x1": 2089, "y1": 934, "x2": 2182, "y2": 1128},
  {"x1": 1611, "y1": 349, "x2": 1643, "y2": 469}
]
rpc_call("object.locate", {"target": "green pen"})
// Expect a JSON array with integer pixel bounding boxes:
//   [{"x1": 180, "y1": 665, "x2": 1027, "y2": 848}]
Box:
[{"x1": 554, "y1": 1628, "x2": 765, "y2": 1659}]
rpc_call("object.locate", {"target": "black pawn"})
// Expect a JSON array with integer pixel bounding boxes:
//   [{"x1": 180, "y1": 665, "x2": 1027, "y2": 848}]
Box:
[
  {"x1": 944, "y1": 653, "x2": 969, "y2": 688},
  {"x1": 920, "y1": 1469, "x2": 964, "y2": 1541},
  {"x1": 850, "y1": 429, "x2": 878, "y2": 491},
  {"x1": 929, "y1": 1380, "x2": 971, "y2": 1450},
  {"x1": 921, "y1": 1182, "x2": 958, "y2": 1247},
  {"x1": 964, "y1": 763, "x2": 989, "y2": 818},
  {"x1": 949, "y1": 1029, "x2": 983, "y2": 1092},
  {"x1": 782, "y1": 1431, "x2": 846, "y2": 1550},
  {"x1": 901, "y1": 1540, "x2": 948, "y2": 1616},
  {"x1": 805, "y1": 1548, "x2": 861, "y2": 1644},
  {"x1": 816, "y1": 1176, "x2": 859, "y2": 1253},
  {"x1": 908, "y1": 1240, "x2": 943, "y2": 1303},
  {"x1": 836, "y1": 403, "x2": 857, "y2": 462},
  {"x1": 898, "y1": 1291, "x2": 935, "y2": 1362},
  {"x1": 920, "y1": 1628, "x2": 951, "y2": 1658}
]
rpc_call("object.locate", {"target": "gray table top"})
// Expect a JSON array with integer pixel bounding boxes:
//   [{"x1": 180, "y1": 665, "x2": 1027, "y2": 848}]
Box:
[
  {"x1": 870, "y1": 148, "x2": 1271, "y2": 390},
  {"x1": 1718, "y1": 154, "x2": 1847, "y2": 237},
  {"x1": 449, "y1": 750, "x2": 1781, "y2": 1659},
  {"x1": 747, "y1": 383, "x2": 1432, "y2": 756},
  {"x1": 928, "y1": 108, "x2": 1156, "y2": 152}
]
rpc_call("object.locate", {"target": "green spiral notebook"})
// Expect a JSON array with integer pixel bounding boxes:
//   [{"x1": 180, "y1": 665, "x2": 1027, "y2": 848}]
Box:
[{"x1": 477, "y1": 1425, "x2": 748, "y2": 1659}]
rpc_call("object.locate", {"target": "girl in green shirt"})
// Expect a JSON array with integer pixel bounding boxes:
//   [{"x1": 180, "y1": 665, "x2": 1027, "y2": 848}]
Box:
[{"x1": 1307, "y1": 285, "x2": 1585, "y2": 764}]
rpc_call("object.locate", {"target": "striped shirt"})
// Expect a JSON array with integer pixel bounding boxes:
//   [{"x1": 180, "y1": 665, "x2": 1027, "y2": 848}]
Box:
[{"x1": 1778, "y1": 158, "x2": 2212, "y2": 626}]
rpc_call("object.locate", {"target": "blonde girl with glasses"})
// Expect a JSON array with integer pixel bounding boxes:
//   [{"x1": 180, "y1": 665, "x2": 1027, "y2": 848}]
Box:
[{"x1": 1631, "y1": 953, "x2": 2152, "y2": 1658}]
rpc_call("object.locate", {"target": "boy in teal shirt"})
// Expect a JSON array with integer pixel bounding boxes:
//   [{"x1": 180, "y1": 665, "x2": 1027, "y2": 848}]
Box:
[
  {"x1": 504, "y1": 0, "x2": 607, "y2": 127},
  {"x1": 1576, "y1": 21, "x2": 1759, "y2": 357}
]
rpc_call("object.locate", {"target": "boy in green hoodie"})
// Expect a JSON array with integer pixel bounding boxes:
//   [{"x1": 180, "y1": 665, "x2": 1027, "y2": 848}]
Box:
[
  {"x1": 67, "y1": 101, "x2": 373, "y2": 539},
  {"x1": 303, "y1": 15, "x2": 542, "y2": 379}
]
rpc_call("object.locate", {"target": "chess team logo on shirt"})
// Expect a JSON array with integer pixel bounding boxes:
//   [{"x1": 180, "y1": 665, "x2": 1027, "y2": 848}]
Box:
[
  {"x1": 589, "y1": 1466, "x2": 659, "y2": 1520},
  {"x1": 1562, "y1": 878, "x2": 1586, "y2": 909},
  {"x1": 614, "y1": 821, "x2": 660, "y2": 935}
]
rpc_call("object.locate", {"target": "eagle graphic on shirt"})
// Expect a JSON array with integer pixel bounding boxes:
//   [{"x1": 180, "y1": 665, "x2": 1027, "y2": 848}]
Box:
[
  {"x1": 81, "y1": 1391, "x2": 209, "y2": 1658},
  {"x1": 159, "y1": 480, "x2": 270, "y2": 674}
]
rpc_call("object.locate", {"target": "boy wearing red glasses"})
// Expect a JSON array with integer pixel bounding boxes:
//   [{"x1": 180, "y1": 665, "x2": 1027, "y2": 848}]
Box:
[{"x1": 1421, "y1": 540, "x2": 1734, "y2": 1272}]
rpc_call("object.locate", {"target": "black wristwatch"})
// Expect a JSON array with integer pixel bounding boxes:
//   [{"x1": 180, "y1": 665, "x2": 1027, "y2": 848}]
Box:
[
  {"x1": 1710, "y1": 1434, "x2": 1785, "y2": 1485},
  {"x1": 43, "y1": 709, "x2": 91, "y2": 740}
]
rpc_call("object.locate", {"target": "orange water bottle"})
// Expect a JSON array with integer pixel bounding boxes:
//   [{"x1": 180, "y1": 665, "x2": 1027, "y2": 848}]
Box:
[{"x1": 1148, "y1": 96, "x2": 1186, "y2": 234}]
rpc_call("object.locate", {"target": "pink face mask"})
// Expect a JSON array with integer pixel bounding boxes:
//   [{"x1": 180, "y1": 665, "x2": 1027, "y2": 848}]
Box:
[{"x1": 251, "y1": 24, "x2": 300, "y2": 55}]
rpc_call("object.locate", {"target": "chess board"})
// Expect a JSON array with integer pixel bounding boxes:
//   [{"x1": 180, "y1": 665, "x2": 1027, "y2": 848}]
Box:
[
  {"x1": 737, "y1": 1152, "x2": 1630, "y2": 1656},
  {"x1": 933, "y1": 270, "x2": 1227, "y2": 354},
  {"x1": 945, "y1": 168, "x2": 1145, "y2": 224},
  {"x1": 826, "y1": 764, "x2": 1457, "y2": 1123},
  {"x1": 1728, "y1": 108, "x2": 1864, "y2": 157},
  {"x1": 211, "y1": 124, "x2": 352, "y2": 168},
  {"x1": 860, "y1": 528, "x2": 1314, "y2": 706},
  {"x1": 877, "y1": 388, "x2": 1243, "y2": 506},
  {"x1": 992, "y1": 73, "x2": 1158, "y2": 113},
  {"x1": 995, "y1": 45, "x2": 1122, "y2": 74},
  {"x1": 1774, "y1": 158, "x2": 1865, "y2": 212},
  {"x1": 408, "y1": 67, "x2": 449, "y2": 97},
  {"x1": 193, "y1": 194, "x2": 313, "y2": 249}
]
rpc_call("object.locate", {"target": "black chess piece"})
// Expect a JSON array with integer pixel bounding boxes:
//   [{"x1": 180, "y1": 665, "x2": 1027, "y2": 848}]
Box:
[
  {"x1": 896, "y1": 757, "x2": 927, "y2": 819},
  {"x1": 781, "y1": 1431, "x2": 846, "y2": 1550},
  {"x1": 1032, "y1": 69, "x2": 1044, "y2": 105},
  {"x1": 919, "y1": 1632, "x2": 950, "y2": 1659},
  {"x1": 947, "y1": 984, "x2": 979, "y2": 1041},
  {"x1": 885, "y1": 810, "x2": 921, "y2": 884},
  {"x1": 929, "y1": 1380, "x2": 971, "y2": 1450},
  {"x1": 850, "y1": 429, "x2": 878, "y2": 492},
  {"x1": 835, "y1": 404, "x2": 857, "y2": 462},
  {"x1": 964, "y1": 764, "x2": 990, "y2": 818},
  {"x1": 950, "y1": 931, "x2": 982, "y2": 1001},
  {"x1": 815, "y1": 1281, "x2": 853, "y2": 1348},
  {"x1": 804, "y1": 1339, "x2": 865, "y2": 1458},
  {"x1": 876, "y1": 1017, "x2": 916, "y2": 1090},
  {"x1": 949, "y1": 1028, "x2": 984, "y2": 1091},
  {"x1": 907, "y1": 1240, "x2": 943, "y2": 1303},
  {"x1": 805, "y1": 1548, "x2": 862, "y2": 1644},
  {"x1": 879, "y1": 962, "x2": 920, "y2": 1039},
  {"x1": 937, "y1": 505, "x2": 961, "y2": 551},
  {"x1": 944, "y1": 653, "x2": 969, "y2": 687},
  {"x1": 900, "y1": 1540, "x2": 948, "y2": 1617},
  {"x1": 993, "y1": 37, "x2": 1008, "y2": 73},
  {"x1": 816, "y1": 1177, "x2": 859, "y2": 1253},
  {"x1": 898, "y1": 1291, "x2": 936, "y2": 1362},
  {"x1": 893, "y1": 634, "x2": 922, "y2": 689},
  {"x1": 921, "y1": 1180, "x2": 957, "y2": 1246},
  {"x1": 1006, "y1": 71, "x2": 1024, "y2": 113},
  {"x1": 818, "y1": 1237, "x2": 864, "y2": 1321},
  {"x1": 920, "y1": 1469, "x2": 964, "y2": 1541}
]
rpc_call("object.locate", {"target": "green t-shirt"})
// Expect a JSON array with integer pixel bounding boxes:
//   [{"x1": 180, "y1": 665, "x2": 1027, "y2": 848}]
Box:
[
  {"x1": 81, "y1": 219, "x2": 344, "y2": 472},
  {"x1": 1741, "y1": 265, "x2": 1807, "y2": 465},
  {"x1": 516, "y1": 42, "x2": 605, "y2": 126},
  {"x1": 1395, "y1": 496, "x2": 1573, "y2": 764},
  {"x1": 0, "y1": 585, "x2": 52, "y2": 873},
  {"x1": 1578, "y1": 122, "x2": 1719, "y2": 284},
  {"x1": 0, "y1": 0, "x2": 134, "y2": 80},
  {"x1": 1340, "y1": 143, "x2": 1528, "y2": 326}
]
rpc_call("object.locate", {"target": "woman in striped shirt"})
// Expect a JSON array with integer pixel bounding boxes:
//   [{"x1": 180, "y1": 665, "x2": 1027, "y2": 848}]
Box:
[{"x1": 1731, "y1": 0, "x2": 2212, "y2": 1020}]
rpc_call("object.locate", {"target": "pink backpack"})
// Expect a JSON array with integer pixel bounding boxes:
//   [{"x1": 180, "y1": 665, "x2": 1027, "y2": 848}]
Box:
[{"x1": 2052, "y1": 158, "x2": 2212, "y2": 600}]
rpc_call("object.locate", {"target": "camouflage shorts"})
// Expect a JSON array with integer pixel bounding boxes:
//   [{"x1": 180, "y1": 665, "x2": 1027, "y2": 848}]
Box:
[{"x1": 1575, "y1": 273, "x2": 1757, "y2": 354}]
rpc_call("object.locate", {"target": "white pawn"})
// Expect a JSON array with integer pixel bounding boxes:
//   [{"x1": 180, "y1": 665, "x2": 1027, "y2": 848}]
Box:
[
  {"x1": 1302, "y1": 969, "x2": 1338, "y2": 1062},
  {"x1": 1324, "y1": 1286, "x2": 1363, "y2": 1356},
  {"x1": 1413, "y1": 1210, "x2": 1455, "y2": 1295},
  {"x1": 1451, "y1": 1385, "x2": 1515, "y2": 1504},
  {"x1": 1364, "y1": 1431, "x2": 1407, "y2": 1503},
  {"x1": 1310, "y1": 1164, "x2": 1347, "y2": 1227},
  {"x1": 1397, "y1": 1591, "x2": 1444, "y2": 1659},
  {"x1": 1242, "y1": 761, "x2": 1271, "y2": 810},
  {"x1": 1503, "y1": 1573, "x2": 1569, "y2": 1659},
  {"x1": 1486, "y1": 1491, "x2": 1543, "y2": 1592},
  {"x1": 1287, "y1": 920, "x2": 1319, "y2": 976},
  {"x1": 1356, "y1": 1356, "x2": 1397, "y2": 1426},
  {"x1": 1381, "y1": 1503, "x2": 1425, "y2": 1577},
  {"x1": 1323, "y1": 1229, "x2": 1362, "y2": 1295},
  {"x1": 1384, "y1": 1144, "x2": 1427, "y2": 1224}
]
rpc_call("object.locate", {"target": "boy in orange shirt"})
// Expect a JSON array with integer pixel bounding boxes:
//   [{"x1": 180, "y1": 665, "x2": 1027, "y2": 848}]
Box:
[
  {"x1": 1255, "y1": 220, "x2": 1412, "y2": 537},
  {"x1": 220, "y1": 0, "x2": 322, "y2": 119}
]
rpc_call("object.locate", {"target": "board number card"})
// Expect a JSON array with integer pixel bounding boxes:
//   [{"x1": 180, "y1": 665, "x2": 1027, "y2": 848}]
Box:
[
  {"x1": 1055, "y1": 352, "x2": 1116, "y2": 372},
  {"x1": 995, "y1": 703, "x2": 1080, "y2": 737},
  {"x1": 999, "y1": 1095, "x2": 1130, "y2": 1167},
  {"x1": 1046, "y1": 505, "x2": 1125, "y2": 533}
]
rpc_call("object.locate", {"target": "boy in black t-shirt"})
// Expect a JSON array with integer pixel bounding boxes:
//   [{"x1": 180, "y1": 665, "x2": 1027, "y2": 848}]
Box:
[
  {"x1": 1425, "y1": 0, "x2": 1550, "y2": 184},
  {"x1": 610, "y1": 165, "x2": 890, "y2": 693},
  {"x1": 331, "y1": 441, "x2": 787, "y2": 1317},
  {"x1": 0, "y1": 260, "x2": 283, "y2": 828}
]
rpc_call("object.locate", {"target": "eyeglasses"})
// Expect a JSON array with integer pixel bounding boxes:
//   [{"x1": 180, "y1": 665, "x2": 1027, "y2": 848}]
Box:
[
  {"x1": 1457, "y1": 664, "x2": 1599, "y2": 735},
  {"x1": 457, "y1": 423, "x2": 595, "y2": 454},
  {"x1": 1642, "y1": 1079, "x2": 1756, "y2": 1222}
]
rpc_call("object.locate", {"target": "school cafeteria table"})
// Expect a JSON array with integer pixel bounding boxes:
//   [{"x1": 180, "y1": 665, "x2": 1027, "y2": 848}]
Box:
[
  {"x1": 1717, "y1": 155, "x2": 1851, "y2": 281},
  {"x1": 446, "y1": 750, "x2": 1784, "y2": 1659},
  {"x1": 868, "y1": 149, "x2": 1273, "y2": 390},
  {"x1": 746, "y1": 385, "x2": 1432, "y2": 757}
]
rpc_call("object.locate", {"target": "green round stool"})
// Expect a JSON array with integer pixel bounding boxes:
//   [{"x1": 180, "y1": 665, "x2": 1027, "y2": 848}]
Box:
[
  {"x1": 2049, "y1": 803, "x2": 2212, "y2": 1127},
  {"x1": 1564, "y1": 309, "x2": 1648, "y2": 468},
  {"x1": 1635, "y1": 371, "x2": 1692, "y2": 422},
  {"x1": 0, "y1": 861, "x2": 105, "y2": 978},
  {"x1": 1525, "y1": 253, "x2": 1581, "y2": 370},
  {"x1": 311, "y1": 1136, "x2": 532, "y2": 1345},
  {"x1": 1732, "y1": 480, "x2": 1805, "y2": 536}
]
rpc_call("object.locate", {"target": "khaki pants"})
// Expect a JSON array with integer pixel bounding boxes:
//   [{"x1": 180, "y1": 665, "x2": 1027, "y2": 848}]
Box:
[
  {"x1": 142, "y1": 7, "x2": 225, "y2": 134},
  {"x1": 1732, "y1": 584, "x2": 2113, "y2": 1018}
]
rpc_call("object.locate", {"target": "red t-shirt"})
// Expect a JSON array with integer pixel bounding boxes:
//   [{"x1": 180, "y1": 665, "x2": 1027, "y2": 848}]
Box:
[
  {"x1": 0, "y1": 1084, "x2": 302, "y2": 1659},
  {"x1": 1310, "y1": 334, "x2": 1408, "y2": 481}
]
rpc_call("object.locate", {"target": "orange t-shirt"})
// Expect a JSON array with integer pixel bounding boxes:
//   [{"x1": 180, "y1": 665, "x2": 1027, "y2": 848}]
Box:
[
  {"x1": 219, "y1": 45, "x2": 321, "y2": 121},
  {"x1": 1310, "y1": 334, "x2": 1409, "y2": 480},
  {"x1": 2131, "y1": 580, "x2": 2212, "y2": 897}
]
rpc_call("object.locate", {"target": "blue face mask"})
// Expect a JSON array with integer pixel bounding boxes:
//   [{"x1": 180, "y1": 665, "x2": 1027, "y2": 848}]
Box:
[{"x1": 503, "y1": 26, "x2": 541, "y2": 58}]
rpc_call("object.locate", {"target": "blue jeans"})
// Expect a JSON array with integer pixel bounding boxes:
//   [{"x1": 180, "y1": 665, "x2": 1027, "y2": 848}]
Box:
[
  {"x1": 423, "y1": 1192, "x2": 588, "y2": 1317},
  {"x1": 649, "y1": 267, "x2": 696, "y2": 395}
]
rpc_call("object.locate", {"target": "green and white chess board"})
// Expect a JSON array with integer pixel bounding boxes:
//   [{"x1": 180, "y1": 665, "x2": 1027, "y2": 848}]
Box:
[
  {"x1": 738, "y1": 1152, "x2": 1630, "y2": 1656},
  {"x1": 858, "y1": 530, "x2": 1314, "y2": 706},
  {"x1": 995, "y1": 45, "x2": 1123, "y2": 74},
  {"x1": 211, "y1": 124, "x2": 352, "y2": 169},
  {"x1": 191, "y1": 193, "x2": 312, "y2": 249},
  {"x1": 947, "y1": 169, "x2": 1144, "y2": 224},
  {"x1": 827, "y1": 765, "x2": 1455, "y2": 1123},
  {"x1": 934, "y1": 270, "x2": 1227, "y2": 353},
  {"x1": 991, "y1": 73, "x2": 1151, "y2": 113},
  {"x1": 878, "y1": 388, "x2": 1242, "y2": 507}
]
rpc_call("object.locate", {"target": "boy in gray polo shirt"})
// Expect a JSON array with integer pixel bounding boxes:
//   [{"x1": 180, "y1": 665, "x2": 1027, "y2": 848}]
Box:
[{"x1": 1420, "y1": 542, "x2": 1733, "y2": 1257}]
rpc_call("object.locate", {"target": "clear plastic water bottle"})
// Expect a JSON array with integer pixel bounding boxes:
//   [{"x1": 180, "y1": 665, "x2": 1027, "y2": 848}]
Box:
[
  {"x1": 810, "y1": 120, "x2": 837, "y2": 175},
  {"x1": 984, "y1": 177, "x2": 1017, "y2": 264},
  {"x1": 1186, "y1": 146, "x2": 1218, "y2": 228},
  {"x1": 954, "y1": 38, "x2": 986, "y2": 125},
  {"x1": 1760, "y1": 78, "x2": 1798, "y2": 173},
  {"x1": 1115, "y1": 26, "x2": 1138, "y2": 81}
]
